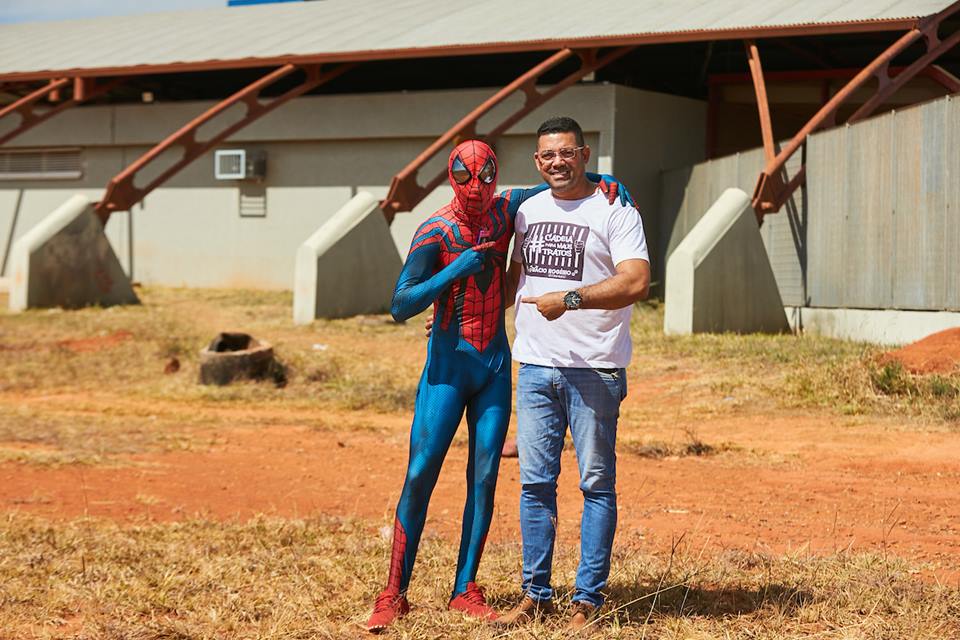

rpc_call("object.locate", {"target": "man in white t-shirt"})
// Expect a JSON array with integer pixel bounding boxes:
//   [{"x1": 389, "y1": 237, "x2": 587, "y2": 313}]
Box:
[{"x1": 496, "y1": 116, "x2": 650, "y2": 632}]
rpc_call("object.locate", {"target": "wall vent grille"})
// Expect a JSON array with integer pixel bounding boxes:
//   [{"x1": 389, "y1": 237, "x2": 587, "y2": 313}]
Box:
[{"x1": 0, "y1": 148, "x2": 82, "y2": 180}]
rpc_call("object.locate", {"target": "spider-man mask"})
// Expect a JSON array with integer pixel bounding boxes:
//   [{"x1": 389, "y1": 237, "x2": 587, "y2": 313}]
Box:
[{"x1": 448, "y1": 140, "x2": 497, "y2": 218}]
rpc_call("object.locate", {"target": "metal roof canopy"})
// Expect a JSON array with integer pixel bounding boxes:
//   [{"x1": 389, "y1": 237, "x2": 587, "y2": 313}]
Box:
[
  {"x1": 0, "y1": 0, "x2": 957, "y2": 81},
  {"x1": 1, "y1": 0, "x2": 959, "y2": 225}
]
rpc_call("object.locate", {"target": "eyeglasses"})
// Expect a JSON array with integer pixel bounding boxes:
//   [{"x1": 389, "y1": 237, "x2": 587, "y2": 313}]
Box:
[{"x1": 535, "y1": 146, "x2": 584, "y2": 162}]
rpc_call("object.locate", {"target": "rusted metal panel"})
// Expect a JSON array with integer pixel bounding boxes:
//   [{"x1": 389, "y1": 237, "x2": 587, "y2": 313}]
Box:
[
  {"x1": 848, "y1": 116, "x2": 896, "y2": 309},
  {"x1": 944, "y1": 96, "x2": 960, "y2": 311},
  {"x1": 891, "y1": 102, "x2": 946, "y2": 309},
  {"x1": 760, "y1": 147, "x2": 806, "y2": 306},
  {"x1": 805, "y1": 124, "x2": 847, "y2": 307},
  {"x1": 0, "y1": 0, "x2": 953, "y2": 81}
]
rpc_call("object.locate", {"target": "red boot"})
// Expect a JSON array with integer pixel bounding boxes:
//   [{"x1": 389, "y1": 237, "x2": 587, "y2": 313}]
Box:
[
  {"x1": 366, "y1": 589, "x2": 410, "y2": 633},
  {"x1": 448, "y1": 582, "x2": 498, "y2": 620}
]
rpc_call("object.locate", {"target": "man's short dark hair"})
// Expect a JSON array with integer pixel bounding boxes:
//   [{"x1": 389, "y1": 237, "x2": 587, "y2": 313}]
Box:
[{"x1": 537, "y1": 116, "x2": 585, "y2": 146}]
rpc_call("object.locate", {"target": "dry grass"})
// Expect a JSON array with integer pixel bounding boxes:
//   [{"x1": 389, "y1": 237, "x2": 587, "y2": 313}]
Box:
[
  {"x1": 2, "y1": 290, "x2": 960, "y2": 637},
  {"x1": 629, "y1": 301, "x2": 960, "y2": 424},
  {"x1": 0, "y1": 287, "x2": 420, "y2": 413},
  {"x1": 0, "y1": 288, "x2": 421, "y2": 465},
  {"x1": 620, "y1": 427, "x2": 737, "y2": 460},
  {"x1": 2, "y1": 289, "x2": 957, "y2": 428},
  {"x1": 1, "y1": 288, "x2": 957, "y2": 470},
  {"x1": 0, "y1": 404, "x2": 204, "y2": 467},
  {"x1": 0, "y1": 513, "x2": 956, "y2": 639}
]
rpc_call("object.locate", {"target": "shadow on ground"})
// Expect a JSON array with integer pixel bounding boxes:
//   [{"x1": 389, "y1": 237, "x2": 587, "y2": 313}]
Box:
[{"x1": 604, "y1": 580, "x2": 813, "y2": 622}]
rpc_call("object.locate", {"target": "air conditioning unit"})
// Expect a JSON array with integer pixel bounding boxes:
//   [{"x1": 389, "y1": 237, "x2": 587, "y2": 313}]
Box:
[{"x1": 214, "y1": 149, "x2": 266, "y2": 181}]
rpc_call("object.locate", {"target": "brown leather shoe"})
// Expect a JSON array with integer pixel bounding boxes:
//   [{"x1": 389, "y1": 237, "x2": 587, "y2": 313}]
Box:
[
  {"x1": 493, "y1": 595, "x2": 554, "y2": 626},
  {"x1": 565, "y1": 601, "x2": 597, "y2": 633}
]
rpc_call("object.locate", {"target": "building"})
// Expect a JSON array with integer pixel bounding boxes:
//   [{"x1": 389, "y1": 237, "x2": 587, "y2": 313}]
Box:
[{"x1": 1, "y1": 1, "x2": 958, "y2": 340}]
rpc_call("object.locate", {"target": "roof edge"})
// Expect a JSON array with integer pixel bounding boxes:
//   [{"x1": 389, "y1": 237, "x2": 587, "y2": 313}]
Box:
[{"x1": 0, "y1": 18, "x2": 921, "y2": 83}]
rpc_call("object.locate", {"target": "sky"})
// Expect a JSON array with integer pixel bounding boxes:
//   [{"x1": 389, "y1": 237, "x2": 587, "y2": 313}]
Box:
[{"x1": 0, "y1": 0, "x2": 226, "y2": 24}]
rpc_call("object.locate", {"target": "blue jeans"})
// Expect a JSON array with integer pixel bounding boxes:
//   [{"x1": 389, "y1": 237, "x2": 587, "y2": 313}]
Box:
[{"x1": 516, "y1": 363, "x2": 626, "y2": 608}]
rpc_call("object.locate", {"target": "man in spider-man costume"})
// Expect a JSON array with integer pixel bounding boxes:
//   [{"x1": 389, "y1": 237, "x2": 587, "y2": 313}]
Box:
[{"x1": 366, "y1": 140, "x2": 630, "y2": 632}]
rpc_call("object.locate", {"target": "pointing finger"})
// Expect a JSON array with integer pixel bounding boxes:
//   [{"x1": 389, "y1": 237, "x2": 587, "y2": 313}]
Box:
[
  {"x1": 474, "y1": 241, "x2": 495, "y2": 252},
  {"x1": 521, "y1": 296, "x2": 538, "y2": 304}
]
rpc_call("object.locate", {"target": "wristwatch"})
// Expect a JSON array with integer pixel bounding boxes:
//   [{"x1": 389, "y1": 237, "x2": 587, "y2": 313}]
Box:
[{"x1": 563, "y1": 290, "x2": 583, "y2": 310}]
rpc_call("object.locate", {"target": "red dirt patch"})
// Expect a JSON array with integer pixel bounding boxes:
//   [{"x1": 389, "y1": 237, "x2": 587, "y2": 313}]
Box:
[
  {"x1": 881, "y1": 327, "x2": 960, "y2": 374},
  {"x1": 57, "y1": 330, "x2": 134, "y2": 353},
  {"x1": 2, "y1": 409, "x2": 959, "y2": 583}
]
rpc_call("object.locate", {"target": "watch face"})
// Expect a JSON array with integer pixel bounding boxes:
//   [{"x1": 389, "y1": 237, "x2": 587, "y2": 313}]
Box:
[{"x1": 564, "y1": 291, "x2": 582, "y2": 310}]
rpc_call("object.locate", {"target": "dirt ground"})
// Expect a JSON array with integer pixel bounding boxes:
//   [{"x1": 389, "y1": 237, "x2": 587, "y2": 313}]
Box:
[
  {"x1": 3, "y1": 287, "x2": 959, "y2": 597},
  {"x1": 3, "y1": 380, "x2": 959, "y2": 585},
  {"x1": 882, "y1": 327, "x2": 960, "y2": 374}
]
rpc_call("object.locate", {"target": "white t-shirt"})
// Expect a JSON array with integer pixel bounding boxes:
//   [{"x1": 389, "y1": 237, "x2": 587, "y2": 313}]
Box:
[{"x1": 512, "y1": 189, "x2": 649, "y2": 368}]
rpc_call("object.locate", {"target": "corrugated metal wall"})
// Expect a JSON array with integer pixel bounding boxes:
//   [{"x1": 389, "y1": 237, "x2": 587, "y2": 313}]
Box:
[
  {"x1": 807, "y1": 95, "x2": 960, "y2": 311},
  {"x1": 660, "y1": 146, "x2": 806, "y2": 306},
  {"x1": 660, "y1": 94, "x2": 960, "y2": 311}
]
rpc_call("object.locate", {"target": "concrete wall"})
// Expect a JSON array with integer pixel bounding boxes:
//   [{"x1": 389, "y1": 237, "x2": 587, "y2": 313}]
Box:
[
  {"x1": 660, "y1": 146, "x2": 805, "y2": 306},
  {"x1": 610, "y1": 85, "x2": 706, "y2": 284},
  {"x1": 293, "y1": 192, "x2": 401, "y2": 322},
  {"x1": 8, "y1": 194, "x2": 138, "y2": 310},
  {"x1": 0, "y1": 83, "x2": 705, "y2": 291},
  {"x1": 664, "y1": 188, "x2": 789, "y2": 335},
  {"x1": 785, "y1": 306, "x2": 960, "y2": 346}
]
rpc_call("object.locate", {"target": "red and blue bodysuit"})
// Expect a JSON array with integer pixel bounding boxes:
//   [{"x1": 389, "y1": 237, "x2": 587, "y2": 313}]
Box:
[
  {"x1": 383, "y1": 140, "x2": 526, "y2": 610},
  {"x1": 368, "y1": 140, "x2": 630, "y2": 630}
]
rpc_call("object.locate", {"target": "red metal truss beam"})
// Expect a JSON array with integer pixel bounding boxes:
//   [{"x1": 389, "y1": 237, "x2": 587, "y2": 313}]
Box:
[
  {"x1": 926, "y1": 64, "x2": 960, "y2": 92},
  {"x1": 0, "y1": 77, "x2": 122, "y2": 146},
  {"x1": 706, "y1": 64, "x2": 958, "y2": 159},
  {"x1": 848, "y1": 30, "x2": 960, "y2": 123},
  {"x1": 380, "y1": 46, "x2": 634, "y2": 221},
  {"x1": 95, "y1": 63, "x2": 354, "y2": 222},
  {"x1": 744, "y1": 40, "x2": 776, "y2": 164},
  {"x1": 0, "y1": 79, "x2": 69, "y2": 144},
  {"x1": 751, "y1": 3, "x2": 960, "y2": 218}
]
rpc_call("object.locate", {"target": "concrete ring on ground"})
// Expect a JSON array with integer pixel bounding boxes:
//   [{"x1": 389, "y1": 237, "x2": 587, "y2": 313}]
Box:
[{"x1": 198, "y1": 332, "x2": 275, "y2": 385}]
